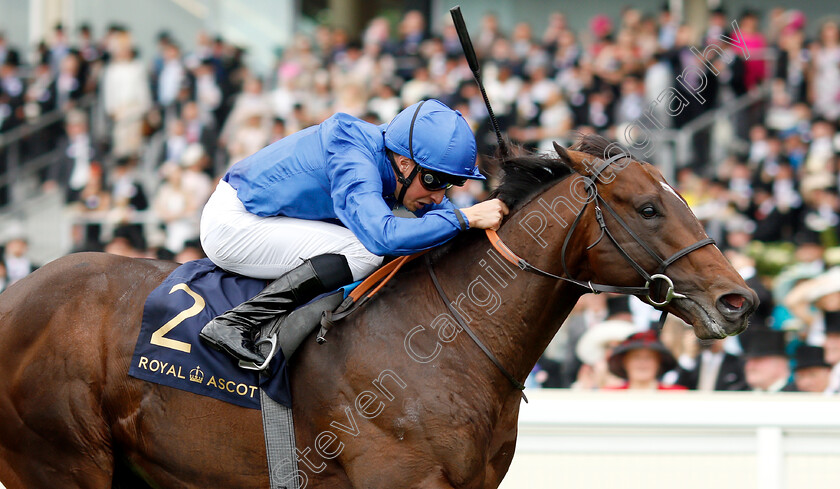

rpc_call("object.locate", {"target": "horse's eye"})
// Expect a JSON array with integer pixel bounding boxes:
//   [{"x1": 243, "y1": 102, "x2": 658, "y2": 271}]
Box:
[{"x1": 640, "y1": 205, "x2": 657, "y2": 219}]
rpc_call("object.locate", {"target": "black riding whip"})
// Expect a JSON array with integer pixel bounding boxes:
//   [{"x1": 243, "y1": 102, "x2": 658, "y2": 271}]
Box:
[{"x1": 450, "y1": 5, "x2": 509, "y2": 159}]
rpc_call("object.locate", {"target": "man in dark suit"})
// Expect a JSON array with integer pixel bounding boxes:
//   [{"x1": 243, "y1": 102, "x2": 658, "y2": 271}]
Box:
[
  {"x1": 676, "y1": 338, "x2": 748, "y2": 391},
  {"x1": 792, "y1": 345, "x2": 831, "y2": 393},
  {"x1": 0, "y1": 50, "x2": 25, "y2": 132},
  {"x1": 743, "y1": 329, "x2": 798, "y2": 393}
]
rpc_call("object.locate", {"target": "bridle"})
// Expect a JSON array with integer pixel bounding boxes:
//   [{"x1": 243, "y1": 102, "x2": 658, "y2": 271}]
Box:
[
  {"x1": 488, "y1": 152, "x2": 715, "y2": 307},
  {"x1": 427, "y1": 152, "x2": 714, "y2": 398}
]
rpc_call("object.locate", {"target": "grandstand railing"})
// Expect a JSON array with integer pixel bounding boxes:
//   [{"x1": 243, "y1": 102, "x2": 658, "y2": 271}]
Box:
[
  {"x1": 501, "y1": 389, "x2": 840, "y2": 489},
  {"x1": 651, "y1": 51, "x2": 777, "y2": 181}
]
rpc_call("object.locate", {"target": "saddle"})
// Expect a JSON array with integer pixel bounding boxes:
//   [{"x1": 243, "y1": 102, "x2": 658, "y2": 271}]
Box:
[{"x1": 248, "y1": 252, "x2": 423, "y2": 370}]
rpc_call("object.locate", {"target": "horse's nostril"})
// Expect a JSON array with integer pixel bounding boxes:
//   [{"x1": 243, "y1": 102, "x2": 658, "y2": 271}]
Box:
[{"x1": 721, "y1": 294, "x2": 746, "y2": 310}]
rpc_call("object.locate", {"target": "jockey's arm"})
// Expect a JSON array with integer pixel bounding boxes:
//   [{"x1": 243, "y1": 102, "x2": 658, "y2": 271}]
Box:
[{"x1": 330, "y1": 160, "x2": 465, "y2": 256}]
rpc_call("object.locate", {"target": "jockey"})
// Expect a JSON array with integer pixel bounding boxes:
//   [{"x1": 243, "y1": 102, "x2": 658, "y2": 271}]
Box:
[{"x1": 199, "y1": 99, "x2": 509, "y2": 364}]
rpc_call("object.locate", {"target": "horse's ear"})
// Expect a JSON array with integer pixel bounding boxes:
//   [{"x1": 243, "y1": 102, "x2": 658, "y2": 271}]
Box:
[
  {"x1": 553, "y1": 141, "x2": 570, "y2": 162},
  {"x1": 553, "y1": 141, "x2": 584, "y2": 174}
]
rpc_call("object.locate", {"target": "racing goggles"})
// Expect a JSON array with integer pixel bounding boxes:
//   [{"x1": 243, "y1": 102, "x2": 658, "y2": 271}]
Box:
[{"x1": 418, "y1": 166, "x2": 467, "y2": 191}]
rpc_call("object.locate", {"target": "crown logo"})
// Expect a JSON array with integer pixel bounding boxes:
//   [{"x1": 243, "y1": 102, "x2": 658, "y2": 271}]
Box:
[{"x1": 189, "y1": 366, "x2": 204, "y2": 383}]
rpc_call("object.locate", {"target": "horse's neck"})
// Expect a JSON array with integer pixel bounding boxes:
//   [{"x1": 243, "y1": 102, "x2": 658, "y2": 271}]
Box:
[{"x1": 431, "y1": 178, "x2": 585, "y2": 385}]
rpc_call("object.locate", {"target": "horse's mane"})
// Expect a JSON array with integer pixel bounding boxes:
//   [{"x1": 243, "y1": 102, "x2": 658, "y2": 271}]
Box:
[
  {"x1": 489, "y1": 134, "x2": 623, "y2": 209},
  {"x1": 428, "y1": 134, "x2": 628, "y2": 262}
]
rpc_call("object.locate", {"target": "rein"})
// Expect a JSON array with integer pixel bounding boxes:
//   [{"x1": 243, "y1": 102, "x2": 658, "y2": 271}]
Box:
[
  {"x1": 317, "y1": 251, "x2": 528, "y2": 400},
  {"x1": 425, "y1": 254, "x2": 528, "y2": 401},
  {"x1": 320, "y1": 153, "x2": 714, "y2": 399}
]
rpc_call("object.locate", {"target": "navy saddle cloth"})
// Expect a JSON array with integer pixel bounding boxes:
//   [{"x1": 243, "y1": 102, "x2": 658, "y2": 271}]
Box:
[{"x1": 129, "y1": 259, "x2": 291, "y2": 409}]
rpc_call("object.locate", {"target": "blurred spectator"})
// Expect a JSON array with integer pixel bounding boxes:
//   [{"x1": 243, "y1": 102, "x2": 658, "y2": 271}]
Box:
[
  {"x1": 153, "y1": 162, "x2": 200, "y2": 253},
  {"x1": 509, "y1": 89, "x2": 573, "y2": 152},
  {"x1": 675, "y1": 334, "x2": 748, "y2": 391},
  {"x1": 109, "y1": 156, "x2": 148, "y2": 223},
  {"x1": 179, "y1": 143, "x2": 213, "y2": 206},
  {"x1": 0, "y1": 51, "x2": 25, "y2": 132},
  {"x1": 743, "y1": 329, "x2": 797, "y2": 392},
  {"x1": 104, "y1": 236, "x2": 141, "y2": 257},
  {"x1": 48, "y1": 23, "x2": 70, "y2": 73},
  {"x1": 604, "y1": 330, "x2": 686, "y2": 390},
  {"x1": 572, "y1": 319, "x2": 636, "y2": 390},
  {"x1": 792, "y1": 344, "x2": 832, "y2": 393},
  {"x1": 180, "y1": 100, "x2": 217, "y2": 158},
  {"x1": 102, "y1": 31, "x2": 152, "y2": 157},
  {"x1": 400, "y1": 66, "x2": 438, "y2": 106},
  {"x1": 810, "y1": 21, "x2": 840, "y2": 121},
  {"x1": 737, "y1": 10, "x2": 769, "y2": 93},
  {"x1": 47, "y1": 109, "x2": 98, "y2": 202},
  {"x1": 225, "y1": 111, "x2": 270, "y2": 167},
  {"x1": 73, "y1": 160, "x2": 109, "y2": 212},
  {"x1": 823, "y1": 311, "x2": 840, "y2": 394},
  {"x1": 55, "y1": 51, "x2": 85, "y2": 110},
  {"x1": 154, "y1": 41, "x2": 185, "y2": 110},
  {"x1": 160, "y1": 117, "x2": 189, "y2": 165},
  {"x1": 783, "y1": 267, "x2": 840, "y2": 343},
  {"x1": 1, "y1": 237, "x2": 37, "y2": 284},
  {"x1": 24, "y1": 62, "x2": 56, "y2": 117},
  {"x1": 192, "y1": 59, "x2": 223, "y2": 126},
  {"x1": 269, "y1": 117, "x2": 287, "y2": 144},
  {"x1": 367, "y1": 84, "x2": 401, "y2": 124},
  {"x1": 394, "y1": 10, "x2": 427, "y2": 80},
  {"x1": 77, "y1": 23, "x2": 101, "y2": 65},
  {"x1": 475, "y1": 13, "x2": 502, "y2": 58},
  {"x1": 657, "y1": 6, "x2": 678, "y2": 51},
  {"x1": 175, "y1": 238, "x2": 206, "y2": 263},
  {"x1": 219, "y1": 76, "x2": 271, "y2": 150}
]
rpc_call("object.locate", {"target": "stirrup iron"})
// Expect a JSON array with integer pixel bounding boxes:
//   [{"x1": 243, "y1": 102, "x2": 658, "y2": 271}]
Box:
[{"x1": 238, "y1": 333, "x2": 279, "y2": 371}]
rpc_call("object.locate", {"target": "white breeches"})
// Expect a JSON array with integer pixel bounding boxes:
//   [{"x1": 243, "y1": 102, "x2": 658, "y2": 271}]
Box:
[{"x1": 200, "y1": 180, "x2": 383, "y2": 281}]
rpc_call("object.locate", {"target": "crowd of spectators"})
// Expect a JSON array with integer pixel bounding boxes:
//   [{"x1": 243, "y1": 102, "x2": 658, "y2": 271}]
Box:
[{"x1": 1, "y1": 5, "x2": 840, "y2": 393}]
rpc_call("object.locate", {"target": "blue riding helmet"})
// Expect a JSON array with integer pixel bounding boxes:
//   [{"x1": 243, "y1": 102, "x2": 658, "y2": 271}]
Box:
[{"x1": 384, "y1": 99, "x2": 484, "y2": 181}]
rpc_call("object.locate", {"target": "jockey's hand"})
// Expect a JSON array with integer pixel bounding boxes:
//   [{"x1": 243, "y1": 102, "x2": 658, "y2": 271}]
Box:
[{"x1": 461, "y1": 199, "x2": 509, "y2": 231}]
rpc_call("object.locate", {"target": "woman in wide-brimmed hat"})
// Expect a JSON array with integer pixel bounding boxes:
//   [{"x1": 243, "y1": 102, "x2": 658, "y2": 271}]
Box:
[
  {"x1": 571, "y1": 320, "x2": 637, "y2": 390},
  {"x1": 605, "y1": 330, "x2": 686, "y2": 390}
]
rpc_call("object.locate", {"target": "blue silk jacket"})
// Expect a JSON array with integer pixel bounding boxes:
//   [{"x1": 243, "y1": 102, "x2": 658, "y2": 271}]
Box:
[{"x1": 223, "y1": 113, "x2": 468, "y2": 256}]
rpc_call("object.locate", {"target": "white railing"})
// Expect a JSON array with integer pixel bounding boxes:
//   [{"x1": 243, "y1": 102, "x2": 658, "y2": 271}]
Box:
[{"x1": 500, "y1": 390, "x2": 840, "y2": 489}]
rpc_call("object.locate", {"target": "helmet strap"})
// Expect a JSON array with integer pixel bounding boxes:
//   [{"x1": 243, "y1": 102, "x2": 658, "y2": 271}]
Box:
[
  {"x1": 389, "y1": 100, "x2": 427, "y2": 206},
  {"x1": 388, "y1": 152, "x2": 420, "y2": 206}
]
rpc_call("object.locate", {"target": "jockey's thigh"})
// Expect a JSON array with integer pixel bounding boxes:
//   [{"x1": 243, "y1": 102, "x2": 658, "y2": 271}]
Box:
[{"x1": 201, "y1": 180, "x2": 383, "y2": 281}]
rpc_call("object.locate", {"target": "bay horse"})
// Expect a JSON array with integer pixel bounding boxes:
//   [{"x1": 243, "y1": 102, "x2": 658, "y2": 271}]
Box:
[{"x1": 0, "y1": 135, "x2": 756, "y2": 488}]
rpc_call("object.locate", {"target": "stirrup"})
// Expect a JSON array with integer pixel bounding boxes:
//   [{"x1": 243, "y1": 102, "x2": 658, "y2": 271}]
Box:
[{"x1": 238, "y1": 333, "x2": 279, "y2": 371}]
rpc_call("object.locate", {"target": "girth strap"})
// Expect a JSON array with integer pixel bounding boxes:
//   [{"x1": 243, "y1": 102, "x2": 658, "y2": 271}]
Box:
[{"x1": 426, "y1": 255, "x2": 527, "y2": 400}]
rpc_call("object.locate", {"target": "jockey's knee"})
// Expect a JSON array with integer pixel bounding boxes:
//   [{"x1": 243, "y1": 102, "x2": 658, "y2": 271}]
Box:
[{"x1": 345, "y1": 251, "x2": 384, "y2": 282}]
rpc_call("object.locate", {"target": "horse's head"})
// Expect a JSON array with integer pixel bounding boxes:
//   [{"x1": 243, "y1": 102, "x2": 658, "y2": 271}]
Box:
[{"x1": 548, "y1": 138, "x2": 756, "y2": 339}]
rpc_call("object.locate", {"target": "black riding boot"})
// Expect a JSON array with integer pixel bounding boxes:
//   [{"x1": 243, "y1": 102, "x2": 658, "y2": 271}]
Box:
[{"x1": 199, "y1": 254, "x2": 353, "y2": 364}]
